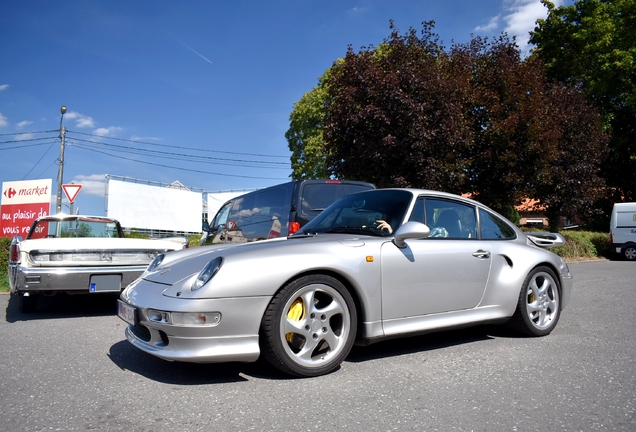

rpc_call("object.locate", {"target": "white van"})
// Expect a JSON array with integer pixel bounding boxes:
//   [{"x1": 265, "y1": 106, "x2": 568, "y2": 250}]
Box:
[{"x1": 610, "y1": 202, "x2": 636, "y2": 260}]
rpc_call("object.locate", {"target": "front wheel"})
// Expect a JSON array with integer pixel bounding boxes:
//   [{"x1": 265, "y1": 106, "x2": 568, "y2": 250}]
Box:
[
  {"x1": 260, "y1": 275, "x2": 357, "y2": 377},
  {"x1": 622, "y1": 245, "x2": 636, "y2": 261},
  {"x1": 508, "y1": 266, "x2": 561, "y2": 337}
]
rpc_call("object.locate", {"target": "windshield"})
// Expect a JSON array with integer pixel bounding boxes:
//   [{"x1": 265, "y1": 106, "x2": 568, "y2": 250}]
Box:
[
  {"x1": 28, "y1": 217, "x2": 122, "y2": 239},
  {"x1": 295, "y1": 189, "x2": 413, "y2": 237}
]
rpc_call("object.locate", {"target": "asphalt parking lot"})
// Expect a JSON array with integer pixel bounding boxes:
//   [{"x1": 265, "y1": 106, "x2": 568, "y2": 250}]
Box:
[{"x1": 0, "y1": 260, "x2": 634, "y2": 431}]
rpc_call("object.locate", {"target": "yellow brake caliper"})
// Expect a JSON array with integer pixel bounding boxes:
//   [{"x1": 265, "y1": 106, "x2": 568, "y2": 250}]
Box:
[{"x1": 286, "y1": 298, "x2": 305, "y2": 342}]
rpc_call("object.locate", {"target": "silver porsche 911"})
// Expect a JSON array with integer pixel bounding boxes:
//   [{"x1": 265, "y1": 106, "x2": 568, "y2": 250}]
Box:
[{"x1": 118, "y1": 189, "x2": 573, "y2": 377}]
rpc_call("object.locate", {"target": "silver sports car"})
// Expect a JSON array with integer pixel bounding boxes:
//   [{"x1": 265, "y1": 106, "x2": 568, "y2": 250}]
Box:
[{"x1": 118, "y1": 189, "x2": 573, "y2": 377}]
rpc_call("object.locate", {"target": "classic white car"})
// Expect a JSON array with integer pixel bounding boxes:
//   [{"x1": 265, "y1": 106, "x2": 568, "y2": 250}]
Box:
[{"x1": 8, "y1": 214, "x2": 188, "y2": 313}]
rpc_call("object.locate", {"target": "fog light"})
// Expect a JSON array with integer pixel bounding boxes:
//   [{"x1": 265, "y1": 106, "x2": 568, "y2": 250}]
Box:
[
  {"x1": 172, "y1": 312, "x2": 221, "y2": 326},
  {"x1": 147, "y1": 309, "x2": 171, "y2": 323}
]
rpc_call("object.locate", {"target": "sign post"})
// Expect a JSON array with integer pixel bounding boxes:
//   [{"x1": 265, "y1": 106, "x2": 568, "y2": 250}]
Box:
[{"x1": 62, "y1": 183, "x2": 82, "y2": 215}]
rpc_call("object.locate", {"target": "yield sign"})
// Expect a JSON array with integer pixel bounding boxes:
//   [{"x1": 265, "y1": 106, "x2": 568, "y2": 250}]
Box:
[{"x1": 62, "y1": 183, "x2": 82, "y2": 203}]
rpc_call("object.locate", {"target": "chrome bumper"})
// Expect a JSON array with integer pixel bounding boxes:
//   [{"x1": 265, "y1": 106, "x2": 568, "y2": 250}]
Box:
[{"x1": 9, "y1": 264, "x2": 146, "y2": 294}]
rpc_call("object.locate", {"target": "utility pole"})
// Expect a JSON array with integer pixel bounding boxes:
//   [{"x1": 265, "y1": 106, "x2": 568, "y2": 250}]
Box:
[{"x1": 56, "y1": 106, "x2": 67, "y2": 214}]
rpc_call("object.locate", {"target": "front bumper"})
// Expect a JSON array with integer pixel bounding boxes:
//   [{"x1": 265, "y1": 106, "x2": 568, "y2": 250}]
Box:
[
  {"x1": 120, "y1": 282, "x2": 272, "y2": 363},
  {"x1": 9, "y1": 264, "x2": 147, "y2": 295}
]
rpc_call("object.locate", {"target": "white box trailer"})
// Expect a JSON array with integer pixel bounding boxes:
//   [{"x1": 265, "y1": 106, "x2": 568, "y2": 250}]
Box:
[{"x1": 610, "y1": 202, "x2": 636, "y2": 260}]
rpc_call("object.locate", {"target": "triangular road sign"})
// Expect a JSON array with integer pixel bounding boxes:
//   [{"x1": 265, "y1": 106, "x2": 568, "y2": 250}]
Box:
[{"x1": 62, "y1": 183, "x2": 82, "y2": 204}]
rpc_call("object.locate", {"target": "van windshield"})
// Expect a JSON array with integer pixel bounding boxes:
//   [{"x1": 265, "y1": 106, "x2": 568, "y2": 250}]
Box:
[{"x1": 300, "y1": 183, "x2": 374, "y2": 216}]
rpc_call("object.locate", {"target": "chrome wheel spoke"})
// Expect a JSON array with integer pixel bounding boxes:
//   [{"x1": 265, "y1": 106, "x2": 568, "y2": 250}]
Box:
[
  {"x1": 279, "y1": 283, "x2": 351, "y2": 368},
  {"x1": 526, "y1": 272, "x2": 559, "y2": 330}
]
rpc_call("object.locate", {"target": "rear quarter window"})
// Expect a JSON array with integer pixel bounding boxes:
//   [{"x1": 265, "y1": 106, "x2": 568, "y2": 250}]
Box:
[{"x1": 479, "y1": 209, "x2": 516, "y2": 239}]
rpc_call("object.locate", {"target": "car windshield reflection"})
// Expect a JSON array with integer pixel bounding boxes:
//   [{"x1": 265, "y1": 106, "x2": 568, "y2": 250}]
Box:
[{"x1": 294, "y1": 190, "x2": 412, "y2": 237}]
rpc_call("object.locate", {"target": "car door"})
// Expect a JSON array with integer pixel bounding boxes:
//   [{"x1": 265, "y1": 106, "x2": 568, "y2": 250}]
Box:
[{"x1": 381, "y1": 197, "x2": 492, "y2": 328}]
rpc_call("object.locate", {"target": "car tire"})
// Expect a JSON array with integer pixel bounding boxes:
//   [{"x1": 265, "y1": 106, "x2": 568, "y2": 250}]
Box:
[
  {"x1": 508, "y1": 266, "x2": 561, "y2": 337},
  {"x1": 260, "y1": 274, "x2": 357, "y2": 377},
  {"x1": 17, "y1": 294, "x2": 38, "y2": 314},
  {"x1": 621, "y1": 245, "x2": 636, "y2": 261}
]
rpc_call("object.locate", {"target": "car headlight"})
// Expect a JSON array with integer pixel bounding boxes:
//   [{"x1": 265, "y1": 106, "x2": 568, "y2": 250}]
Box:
[
  {"x1": 192, "y1": 256, "x2": 223, "y2": 291},
  {"x1": 146, "y1": 253, "x2": 165, "y2": 273}
]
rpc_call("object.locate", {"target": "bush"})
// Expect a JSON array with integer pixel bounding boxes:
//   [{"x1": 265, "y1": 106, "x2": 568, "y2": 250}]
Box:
[
  {"x1": 1, "y1": 237, "x2": 12, "y2": 292},
  {"x1": 552, "y1": 230, "x2": 610, "y2": 260}
]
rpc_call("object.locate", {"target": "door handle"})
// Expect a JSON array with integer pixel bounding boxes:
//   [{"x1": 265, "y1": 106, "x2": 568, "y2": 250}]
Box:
[{"x1": 472, "y1": 250, "x2": 491, "y2": 259}]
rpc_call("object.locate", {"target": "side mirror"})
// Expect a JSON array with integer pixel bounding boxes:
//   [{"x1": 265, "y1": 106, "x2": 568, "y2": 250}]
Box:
[
  {"x1": 202, "y1": 221, "x2": 210, "y2": 232},
  {"x1": 393, "y1": 221, "x2": 430, "y2": 248}
]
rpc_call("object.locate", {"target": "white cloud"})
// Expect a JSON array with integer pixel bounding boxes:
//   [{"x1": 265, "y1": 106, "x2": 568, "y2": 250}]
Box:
[
  {"x1": 130, "y1": 135, "x2": 161, "y2": 142},
  {"x1": 69, "y1": 174, "x2": 107, "y2": 196},
  {"x1": 502, "y1": 0, "x2": 553, "y2": 52},
  {"x1": 0, "y1": 84, "x2": 8, "y2": 91},
  {"x1": 17, "y1": 120, "x2": 33, "y2": 128},
  {"x1": 0, "y1": 112, "x2": 8, "y2": 127},
  {"x1": 15, "y1": 133, "x2": 34, "y2": 140},
  {"x1": 64, "y1": 111, "x2": 96, "y2": 128},
  {"x1": 475, "y1": 15, "x2": 501, "y2": 32},
  {"x1": 93, "y1": 126, "x2": 123, "y2": 137},
  {"x1": 475, "y1": 1, "x2": 566, "y2": 53}
]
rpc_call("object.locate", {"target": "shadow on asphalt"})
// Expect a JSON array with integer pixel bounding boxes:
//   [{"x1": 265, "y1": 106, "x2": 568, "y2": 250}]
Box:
[
  {"x1": 107, "y1": 340, "x2": 291, "y2": 383},
  {"x1": 4, "y1": 292, "x2": 119, "y2": 323},
  {"x1": 106, "y1": 323, "x2": 521, "y2": 383},
  {"x1": 346, "y1": 324, "x2": 518, "y2": 364}
]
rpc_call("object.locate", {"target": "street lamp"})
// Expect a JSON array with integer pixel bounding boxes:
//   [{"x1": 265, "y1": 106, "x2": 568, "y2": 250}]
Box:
[{"x1": 56, "y1": 106, "x2": 67, "y2": 214}]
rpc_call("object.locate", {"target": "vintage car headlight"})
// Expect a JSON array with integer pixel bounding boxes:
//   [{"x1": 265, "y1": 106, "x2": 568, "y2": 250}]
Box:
[
  {"x1": 192, "y1": 256, "x2": 223, "y2": 291},
  {"x1": 146, "y1": 253, "x2": 165, "y2": 273}
]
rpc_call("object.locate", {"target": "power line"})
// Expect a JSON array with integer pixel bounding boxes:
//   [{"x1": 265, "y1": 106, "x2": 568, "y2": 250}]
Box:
[
  {"x1": 71, "y1": 145, "x2": 290, "y2": 180},
  {"x1": 0, "y1": 136, "x2": 59, "y2": 146},
  {"x1": 0, "y1": 130, "x2": 57, "y2": 137},
  {"x1": 67, "y1": 137, "x2": 289, "y2": 168},
  {"x1": 67, "y1": 130, "x2": 290, "y2": 159}
]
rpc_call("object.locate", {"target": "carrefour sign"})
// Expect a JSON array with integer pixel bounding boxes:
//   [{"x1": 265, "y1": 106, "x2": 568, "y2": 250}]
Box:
[{"x1": 1, "y1": 179, "x2": 52, "y2": 238}]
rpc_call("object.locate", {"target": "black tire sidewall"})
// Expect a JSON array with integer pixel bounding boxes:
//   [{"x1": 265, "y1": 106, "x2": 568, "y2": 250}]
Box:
[
  {"x1": 622, "y1": 245, "x2": 636, "y2": 261},
  {"x1": 514, "y1": 266, "x2": 561, "y2": 337},
  {"x1": 261, "y1": 274, "x2": 357, "y2": 377}
]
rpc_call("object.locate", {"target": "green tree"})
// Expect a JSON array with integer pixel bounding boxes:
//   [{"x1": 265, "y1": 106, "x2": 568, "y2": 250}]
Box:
[
  {"x1": 325, "y1": 22, "x2": 472, "y2": 192},
  {"x1": 286, "y1": 69, "x2": 333, "y2": 180},
  {"x1": 289, "y1": 21, "x2": 608, "y2": 227},
  {"x1": 530, "y1": 0, "x2": 636, "y2": 205},
  {"x1": 534, "y1": 83, "x2": 609, "y2": 232}
]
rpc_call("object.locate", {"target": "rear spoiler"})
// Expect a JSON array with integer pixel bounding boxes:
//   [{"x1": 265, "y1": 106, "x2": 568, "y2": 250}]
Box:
[{"x1": 525, "y1": 232, "x2": 566, "y2": 249}]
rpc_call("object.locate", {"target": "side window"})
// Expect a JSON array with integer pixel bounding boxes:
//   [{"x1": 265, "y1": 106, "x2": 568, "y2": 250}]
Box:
[
  {"x1": 479, "y1": 209, "x2": 516, "y2": 239},
  {"x1": 228, "y1": 193, "x2": 255, "y2": 232},
  {"x1": 227, "y1": 188, "x2": 287, "y2": 239},
  {"x1": 212, "y1": 202, "x2": 231, "y2": 229},
  {"x1": 425, "y1": 198, "x2": 477, "y2": 239},
  {"x1": 408, "y1": 197, "x2": 425, "y2": 223}
]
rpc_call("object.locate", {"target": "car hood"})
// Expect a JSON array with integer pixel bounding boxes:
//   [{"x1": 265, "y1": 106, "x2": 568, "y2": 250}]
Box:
[{"x1": 142, "y1": 234, "x2": 371, "y2": 287}]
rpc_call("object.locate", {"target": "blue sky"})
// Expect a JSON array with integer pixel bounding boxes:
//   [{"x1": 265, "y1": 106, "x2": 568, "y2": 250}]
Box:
[{"x1": 0, "y1": 0, "x2": 567, "y2": 216}]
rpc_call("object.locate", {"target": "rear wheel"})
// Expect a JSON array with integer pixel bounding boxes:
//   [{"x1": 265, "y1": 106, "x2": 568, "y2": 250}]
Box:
[
  {"x1": 509, "y1": 266, "x2": 561, "y2": 336},
  {"x1": 17, "y1": 294, "x2": 38, "y2": 313},
  {"x1": 622, "y1": 245, "x2": 636, "y2": 261},
  {"x1": 260, "y1": 275, "x2": 357, "y2": 377}
]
